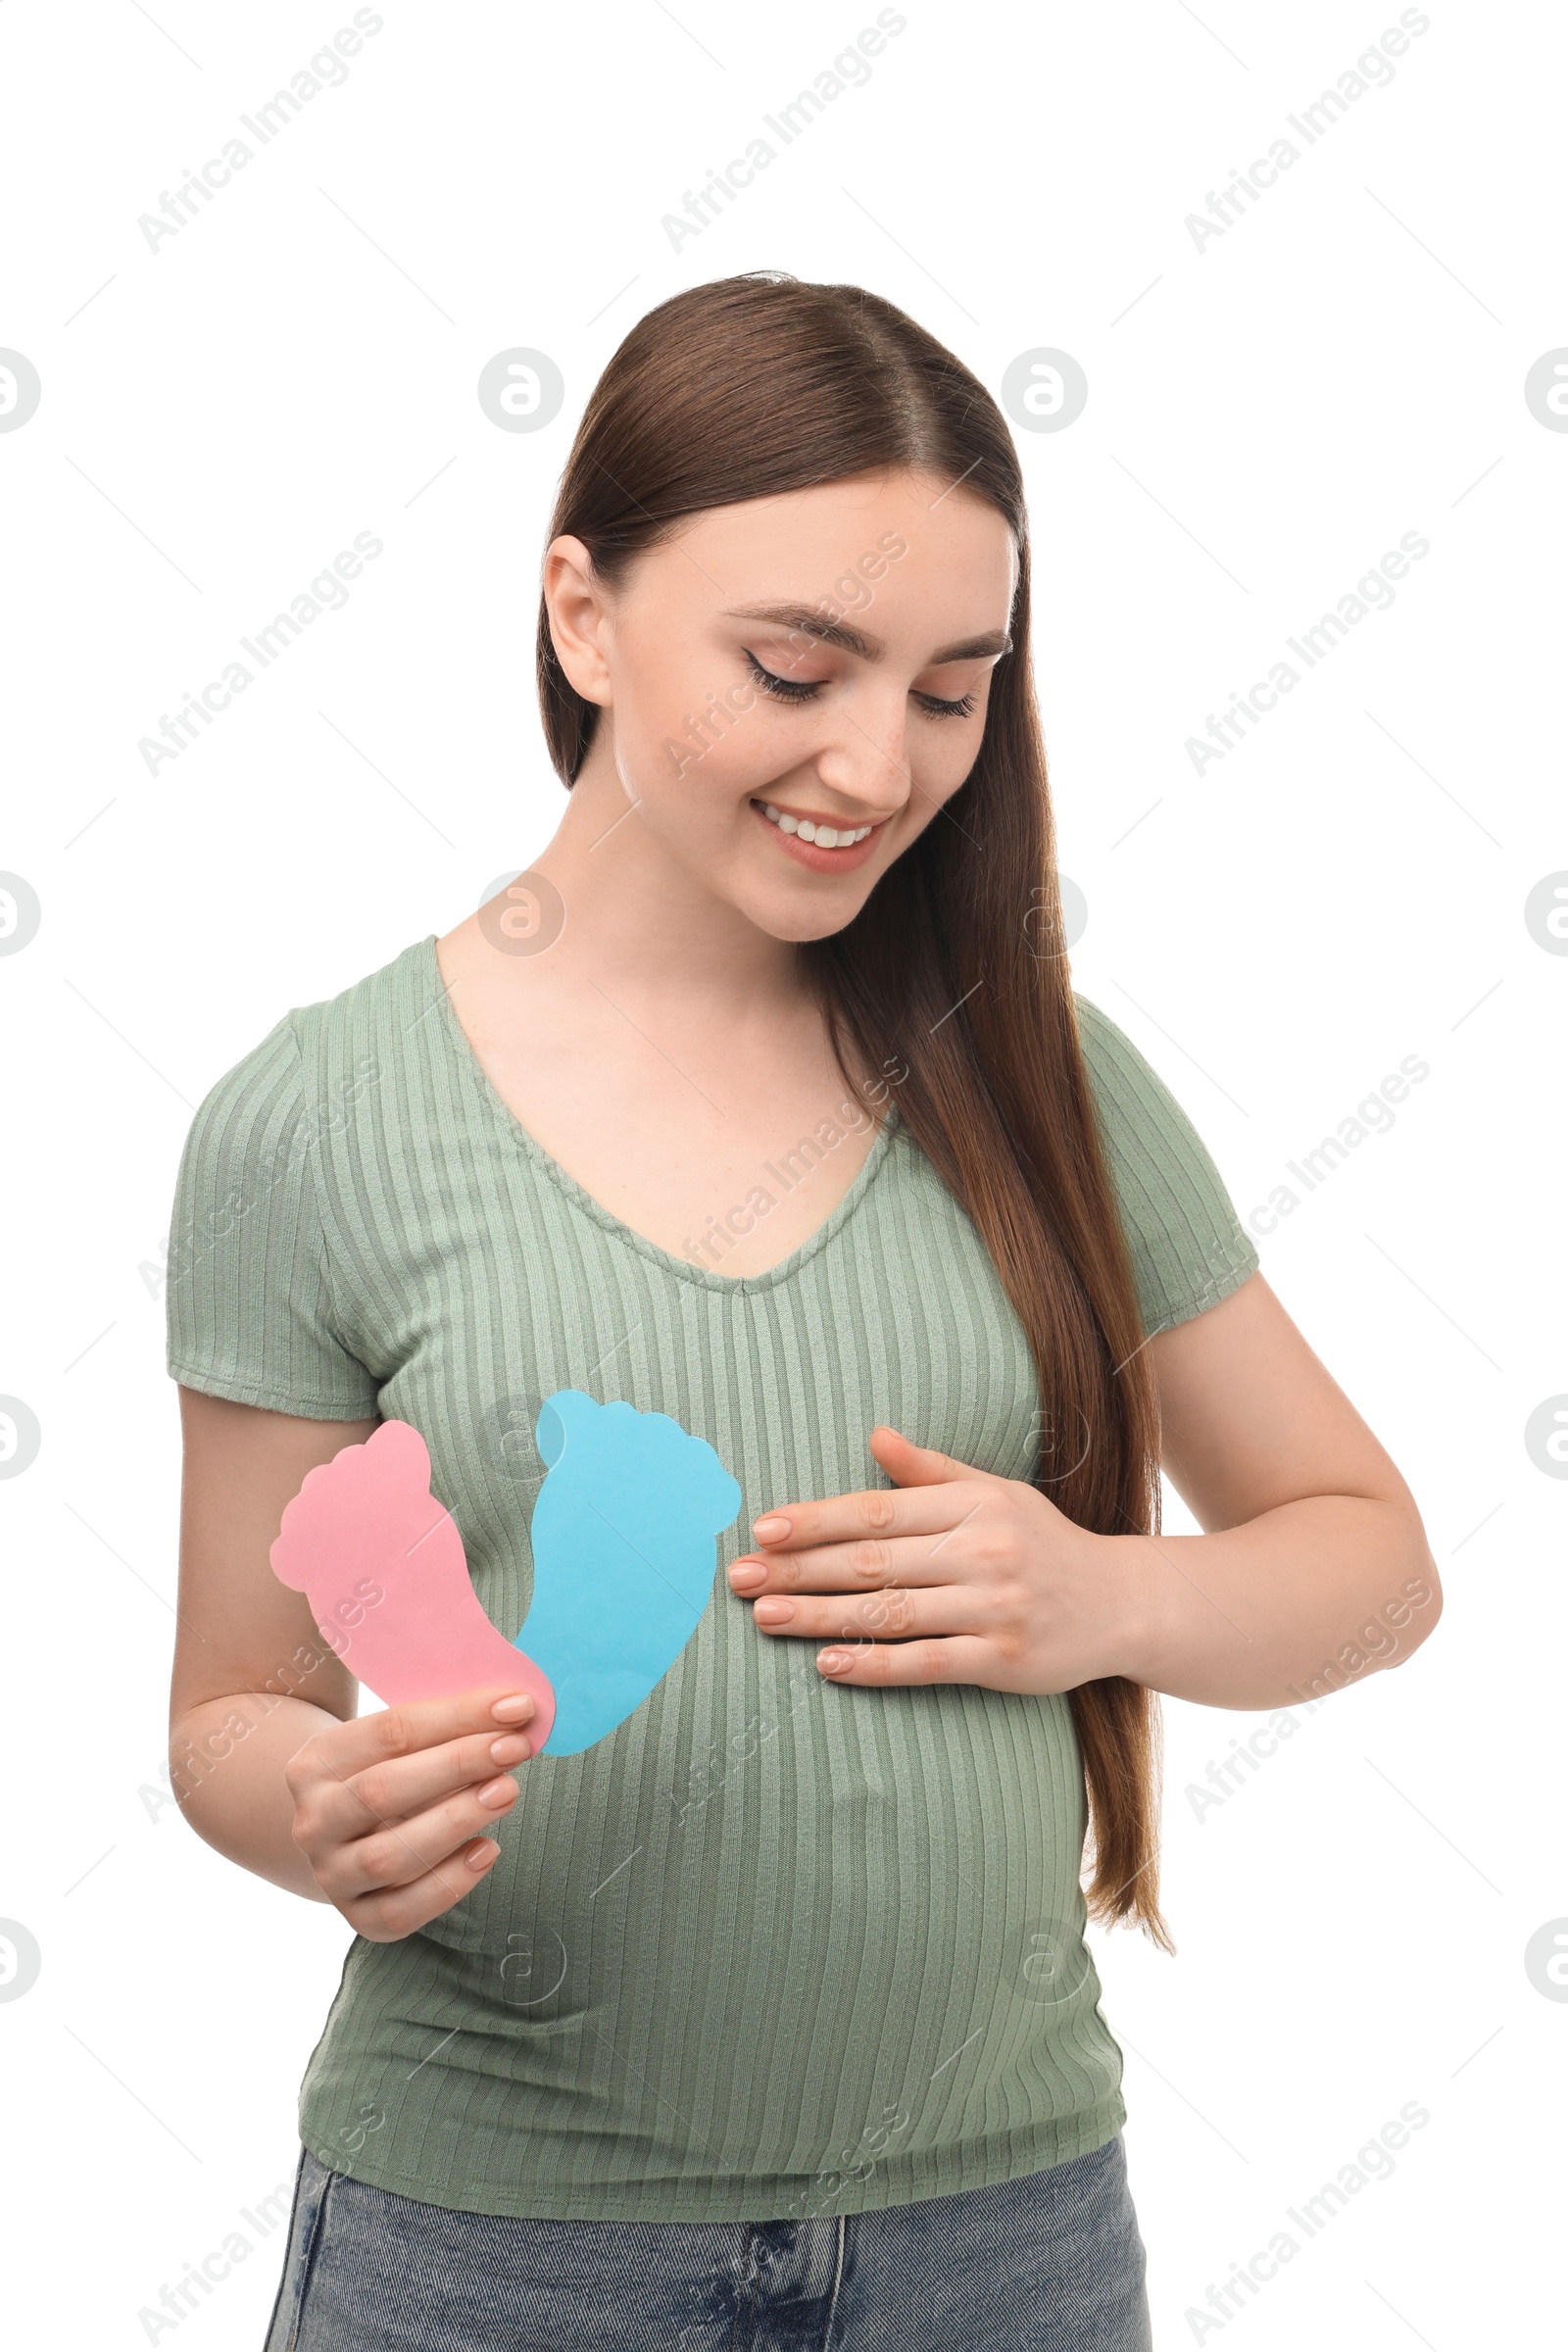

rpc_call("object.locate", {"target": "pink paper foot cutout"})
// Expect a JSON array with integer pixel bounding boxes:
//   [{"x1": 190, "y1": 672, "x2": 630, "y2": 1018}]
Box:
[{"x1": 270, "y1": 1420, "x2": 556, "y2": 1745}]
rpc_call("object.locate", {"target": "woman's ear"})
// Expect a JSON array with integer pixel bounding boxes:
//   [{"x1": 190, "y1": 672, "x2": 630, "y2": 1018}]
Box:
[{"x1": 543, "y1": 534, "x2": 614, "y2": 708}]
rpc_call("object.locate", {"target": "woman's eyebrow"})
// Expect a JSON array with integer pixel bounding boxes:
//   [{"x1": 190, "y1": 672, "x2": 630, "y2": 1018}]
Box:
[
  {"x1": 721, "y1": 601, "x2": 1011, "y2": 665},
  {"x1": 723, "y1": 601, "x2": 878, "y2": 658}
]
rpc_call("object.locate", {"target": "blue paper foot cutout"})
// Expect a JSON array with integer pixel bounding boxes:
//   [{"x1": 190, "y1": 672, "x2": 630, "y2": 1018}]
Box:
[{"x1": 516, "y1": 1391, "x2": 742, "y2": 1756}]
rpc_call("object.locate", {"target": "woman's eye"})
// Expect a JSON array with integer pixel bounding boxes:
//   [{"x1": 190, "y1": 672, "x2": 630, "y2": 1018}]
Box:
[
  {"x1": 745, "y1": 652, "x2": 823, "y2": 704},
  {"x1": 744, "y1": 652, "x2": 978, "y2": 720}
]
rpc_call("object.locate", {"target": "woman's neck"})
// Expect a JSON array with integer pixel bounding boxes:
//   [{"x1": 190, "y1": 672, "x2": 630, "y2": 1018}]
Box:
[{"x1": 529, "y1": 734, "x2": 808, "y2": 1018}]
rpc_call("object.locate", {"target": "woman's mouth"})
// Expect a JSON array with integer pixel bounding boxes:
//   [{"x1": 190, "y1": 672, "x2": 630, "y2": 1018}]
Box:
[{"x1": 750, "y1": 798, "x2": 885, "y2": 873}]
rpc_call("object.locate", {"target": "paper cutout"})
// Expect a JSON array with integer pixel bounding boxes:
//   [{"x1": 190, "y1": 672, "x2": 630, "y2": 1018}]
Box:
[
  {"x1": 270, "y1": 1420, "x2": 558, "y2": 1748},
  {"x1": 269, "y1": 1395, "x2": 742, "y2": 1759},
  {"x1": 520, "y1": 1391, "x2": 742, "y2": 1756}
]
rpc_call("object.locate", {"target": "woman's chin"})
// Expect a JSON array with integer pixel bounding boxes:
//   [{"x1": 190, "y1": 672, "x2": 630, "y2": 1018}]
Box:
[{"x1": 739, "y1": 884, "x2": 877, "y2": 946}]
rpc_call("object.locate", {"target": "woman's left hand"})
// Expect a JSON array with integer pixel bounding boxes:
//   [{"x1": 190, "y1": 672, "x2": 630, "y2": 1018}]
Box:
[{"x1": 728, "y1": 1427, "x2": 1152, "y2": 1694}]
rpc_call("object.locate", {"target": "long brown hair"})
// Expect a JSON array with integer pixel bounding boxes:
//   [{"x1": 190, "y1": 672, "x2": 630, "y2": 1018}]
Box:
[{"x1": 536, "y1": 272, "x2": 1171, "y2": 1947}]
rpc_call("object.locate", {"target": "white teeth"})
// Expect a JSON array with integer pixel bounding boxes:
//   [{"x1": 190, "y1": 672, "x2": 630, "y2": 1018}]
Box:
[{"x1": 756, "y1": 801, "x2": 875, "y2": 848}]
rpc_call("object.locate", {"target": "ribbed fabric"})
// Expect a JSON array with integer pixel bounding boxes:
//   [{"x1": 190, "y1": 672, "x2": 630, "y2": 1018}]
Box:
[{"x1": 167, "y1": 937, "x2": 1258, "y2": 2224}]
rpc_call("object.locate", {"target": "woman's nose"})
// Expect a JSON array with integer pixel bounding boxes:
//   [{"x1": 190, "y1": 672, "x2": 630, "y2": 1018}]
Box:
[{"x1": 810, "y1": 690, "x2": 910, "y2": 814}]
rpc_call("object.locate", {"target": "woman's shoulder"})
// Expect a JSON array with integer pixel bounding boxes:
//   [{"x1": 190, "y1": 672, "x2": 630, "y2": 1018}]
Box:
[
  {"x1": 1070, "y1": 990, "x2": 1201, "y2": 1151},
  {"x1": 1070, "y1": 991, "x2": 1154, "y2": 1095},
  {"x1": 170, "y1": 938, "x2": 449, "y2": 1243},
  {"x1": 1069, "y1": 988, "x2": 1259, "y2": 1333},
  {"x1": 165, "y1": 941, "x2": 440, "y2": 1414},
  {"x1": 191, "y1": 935, "x2": 441, "y2": 1125}
]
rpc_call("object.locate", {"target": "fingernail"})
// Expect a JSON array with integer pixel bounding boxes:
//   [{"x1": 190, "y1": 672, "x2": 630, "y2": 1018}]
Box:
[
  {"x1": 466, "y1": 1840, "x2": 500, "y2": 1869},
  {"x1": 478, "y1": 1776, "x2": 518, "y2": 1807},
  {"x1": 729, "y1": 1560, "x2": 766, "y2": 1591},
  {"x1": 753, "y1": 1514, "x2": 790, "y2": 1543},
  {"x1": 754, "y1": 1597, "x2": 795, "y2": 1626},
  {"x1": 817, "y1": 1648, "x2": 853, "y2": 1675},
  {"x1": 489, "y1": 1734, "x2": 529, "y2": 1764},
  {"x1": 491, "y1": 1694, "x2": 535, "y2": 1722}
]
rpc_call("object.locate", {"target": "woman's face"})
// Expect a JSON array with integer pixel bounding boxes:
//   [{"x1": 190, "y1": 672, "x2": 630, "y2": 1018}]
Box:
[{"x1": 544, "y1": 468, "x2": 1018, "y2": 942}]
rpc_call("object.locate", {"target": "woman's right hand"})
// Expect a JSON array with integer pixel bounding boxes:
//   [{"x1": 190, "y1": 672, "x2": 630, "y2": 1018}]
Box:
[{"x1": 284, "y1": 1685, "x2": 537, "y2": 1939}]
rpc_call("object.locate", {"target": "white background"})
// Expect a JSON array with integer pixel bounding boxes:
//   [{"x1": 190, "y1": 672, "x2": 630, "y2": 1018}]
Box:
[{"x1": 1, "y1": 1, "x2": 1564, "y2": 2344}]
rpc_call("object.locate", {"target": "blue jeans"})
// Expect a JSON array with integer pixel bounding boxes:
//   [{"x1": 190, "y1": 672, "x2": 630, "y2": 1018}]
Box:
[{"x1": 263, "y1": 2134, "x2": 1152, "y2": 2350}]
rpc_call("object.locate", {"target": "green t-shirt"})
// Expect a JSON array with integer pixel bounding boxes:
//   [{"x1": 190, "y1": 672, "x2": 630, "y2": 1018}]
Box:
[{"x1": 166, "y1": 934, "x2": 1258, "y2": 2223}]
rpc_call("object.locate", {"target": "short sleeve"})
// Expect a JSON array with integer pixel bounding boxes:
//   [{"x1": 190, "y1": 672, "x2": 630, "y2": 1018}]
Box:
[
  {"x1": 165, "y1": 1013, "x2": 381, "y2": 1420},
  {"x1": 1073, "y1": 994, "x2": 1259, "y2": 1339}
]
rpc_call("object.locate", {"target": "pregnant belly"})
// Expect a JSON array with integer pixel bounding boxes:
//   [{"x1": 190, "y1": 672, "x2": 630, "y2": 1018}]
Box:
[{"x1": 390, "y1": 1684, "x2": 1105, "y2": 2179}]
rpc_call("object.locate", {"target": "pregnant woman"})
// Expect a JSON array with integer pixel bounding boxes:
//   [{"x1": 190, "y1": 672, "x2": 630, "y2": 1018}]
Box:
[{"x1": 166, "y1": 272, "x2": 1442, "y2": 2351}]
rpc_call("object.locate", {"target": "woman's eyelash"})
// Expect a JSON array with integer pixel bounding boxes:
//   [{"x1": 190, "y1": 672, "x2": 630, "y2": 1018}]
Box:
[
  {"x1": 745, "y1": 653, "x2": 820, "y2": 704},
  {"x1": 744, "y1": 654, "x2": 978, "y2": 720}
]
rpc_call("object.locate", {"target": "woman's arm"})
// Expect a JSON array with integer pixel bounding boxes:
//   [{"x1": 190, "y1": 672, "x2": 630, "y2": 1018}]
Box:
[
  {"x1": 1112, "y1": 1269, "x2": 1443, "y2": 1709},
  {"x1": 170, "y1": 1390, "x2": 539, "y2": 1930},
  {"x1": 727, "y1": 1272, "x2": 1443, "y2": 1711},
  {"x1": 170, "y1": 1389, "x2": 373, "y2": 1898}
]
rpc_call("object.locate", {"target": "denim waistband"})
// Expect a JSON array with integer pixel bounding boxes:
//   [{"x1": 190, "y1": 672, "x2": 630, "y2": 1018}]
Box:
[{"x1": 264, "y1": 2129, "x2": 1151, "y2": 2351}]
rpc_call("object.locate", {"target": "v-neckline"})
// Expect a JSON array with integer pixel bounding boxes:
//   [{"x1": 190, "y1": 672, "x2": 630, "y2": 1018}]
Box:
[{"x1": 416, "y1": 935, "x2": 902, "y2": 1296}]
